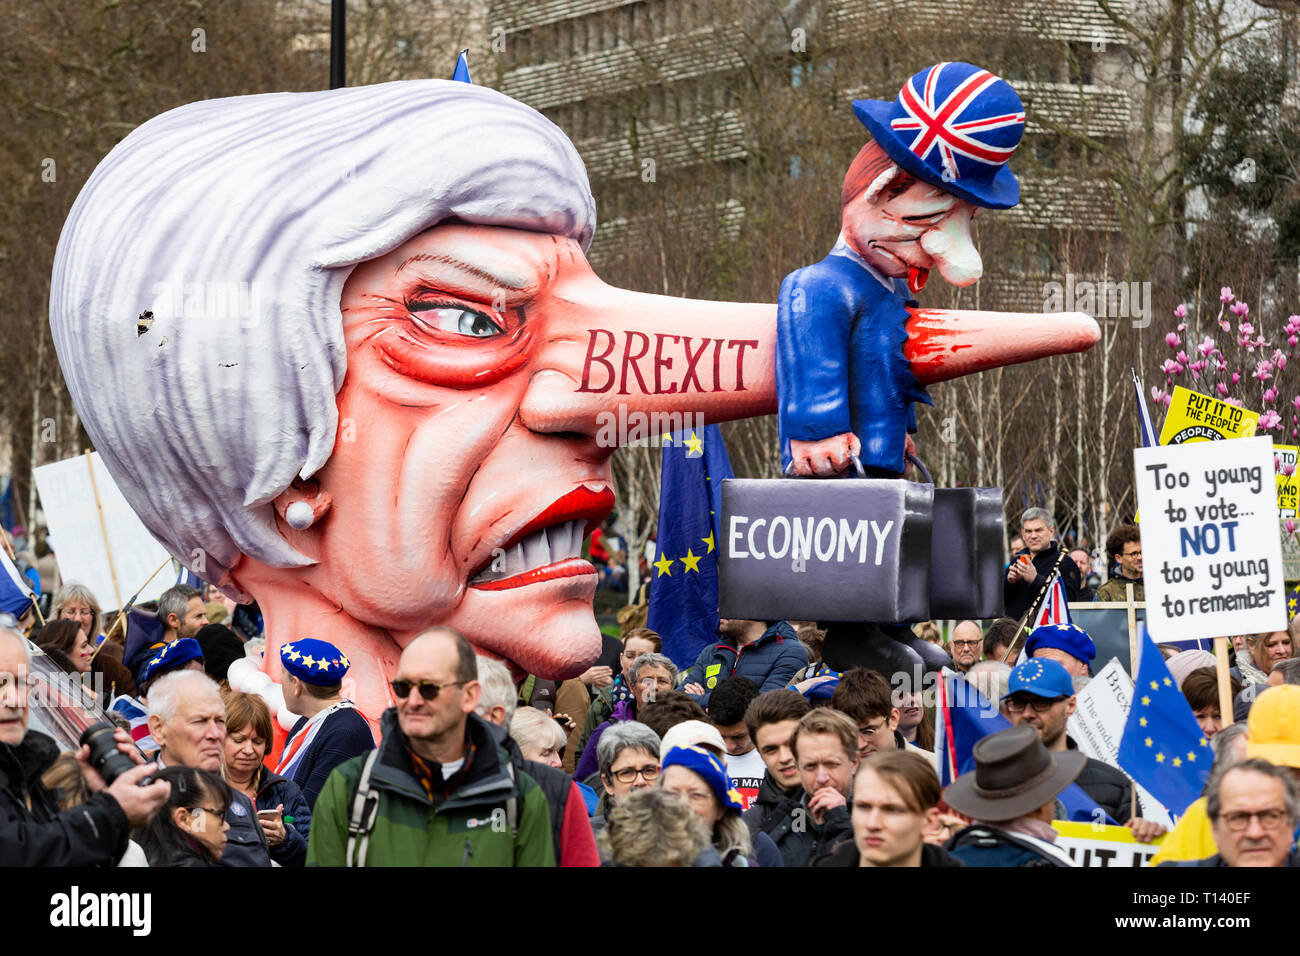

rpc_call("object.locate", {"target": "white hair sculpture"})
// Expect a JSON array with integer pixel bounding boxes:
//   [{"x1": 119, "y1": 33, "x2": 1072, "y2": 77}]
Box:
[{"x1": 50, "y1": 80, "x2": 594, "y2": 596}]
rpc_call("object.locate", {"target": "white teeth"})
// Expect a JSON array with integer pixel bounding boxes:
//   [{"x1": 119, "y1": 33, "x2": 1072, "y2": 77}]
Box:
[
  {"x1": 470, "y1": 519, "x2": 589, "y2": 583},
  {"x1": 523, "y1": 530, "x2": 550, "y2": 571}
]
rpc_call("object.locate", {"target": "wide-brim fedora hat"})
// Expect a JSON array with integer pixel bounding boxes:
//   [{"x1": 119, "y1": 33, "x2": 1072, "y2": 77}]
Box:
[{"x1": 943, "y1": 725, "x2": 1085, "y2": 822}]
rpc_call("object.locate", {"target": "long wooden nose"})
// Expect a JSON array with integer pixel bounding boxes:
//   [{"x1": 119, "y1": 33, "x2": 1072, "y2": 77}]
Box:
[{"x1": 519, "y1": 269, "x2": 1099, "y2": 437}]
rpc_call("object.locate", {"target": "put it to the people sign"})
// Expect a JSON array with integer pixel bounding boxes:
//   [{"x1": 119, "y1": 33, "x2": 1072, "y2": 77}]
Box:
[{"x1": 1135, "y1": 436, "x2": 1285, "y2": 642}]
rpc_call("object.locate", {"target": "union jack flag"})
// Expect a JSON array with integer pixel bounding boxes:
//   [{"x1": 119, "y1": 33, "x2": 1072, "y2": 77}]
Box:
[
  {"x1": 1034, "y1": 572, "x2": 1072, "y2": 629},
  {"x1": 890, "y1": 62, "x2": 1025, "y2": 183}
]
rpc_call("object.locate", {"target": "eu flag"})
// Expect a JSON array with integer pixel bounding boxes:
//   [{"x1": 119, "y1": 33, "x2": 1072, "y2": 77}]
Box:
[
  {"x1": 1117, "y1": 625, "x2": 1212, "y2": 816},
  {"x1": 647, "y1": 426, "x2": 734, "y2": 670},
  {"x1": 936, "y1": 669, "x2": 1114, "y2": 823}
]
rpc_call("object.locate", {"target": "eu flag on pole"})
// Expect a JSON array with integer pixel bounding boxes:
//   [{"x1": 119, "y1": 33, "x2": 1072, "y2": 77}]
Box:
[
  {"x1": 935, "y1": 669, "x2": 1114, "y2": 823},
  {"x1": 647, "y1": 425, "x2": 734, "y2": 670},
  {"x1": 1117, "y1": 625, "x2": 1212, "y2": 816}
]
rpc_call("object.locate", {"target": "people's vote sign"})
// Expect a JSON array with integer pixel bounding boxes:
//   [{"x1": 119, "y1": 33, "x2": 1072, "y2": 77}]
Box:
[{"x1": 1134, "y1": 437, "x2": 1285, "y2": 641}]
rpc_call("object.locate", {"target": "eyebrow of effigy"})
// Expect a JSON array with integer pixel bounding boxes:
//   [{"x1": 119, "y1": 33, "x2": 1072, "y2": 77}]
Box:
[{"x1": 397, "y1": 252, "x2": 534, "y2": 298}]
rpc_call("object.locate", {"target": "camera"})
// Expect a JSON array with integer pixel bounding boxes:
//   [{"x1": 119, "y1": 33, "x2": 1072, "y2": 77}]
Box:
[{"x1": 79, "y1": 721, "x2": 136, "y2": 786}]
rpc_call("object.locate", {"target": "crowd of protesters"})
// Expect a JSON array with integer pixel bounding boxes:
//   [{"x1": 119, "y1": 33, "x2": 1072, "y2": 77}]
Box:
[{"x1": 4, "y1": 504, "x2": 1300, "y2": 868}]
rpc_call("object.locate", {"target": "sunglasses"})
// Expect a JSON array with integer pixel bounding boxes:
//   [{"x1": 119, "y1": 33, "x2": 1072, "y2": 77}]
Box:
[{"x1": 390, "y1": 678, "x2": 466, "y2": 702}]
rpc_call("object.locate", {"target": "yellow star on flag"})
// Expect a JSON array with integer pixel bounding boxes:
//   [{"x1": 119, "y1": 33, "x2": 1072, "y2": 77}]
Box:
[
  {"x1": 340, "y1": 655, "x2": 350, "y2": 668},
  {"x1": 1187, "y1": 752, "x2": 1196, "y2": 762},
  {"x1": 654, "y1": 554, "x2": 674, "y2": 577},
  {"x1": 1149, "y1": 680, "x2": 1159, "y2": 690},
  {"x1": 1155, "y1": 752, "x2": 1165, "y2": 763},
  {"x1": 1139, "y1": 717, "x2": 1148, "y2": 727},
  {"x1": 702, "y1": 532, "x2": 715, "y2": 554},
  {"x1": 1172, "y1": 756, "x2": 1182, "y2": 767},
  {"x1": 662, "y1": 433, "x2": 672, "y2": 445},
  {"x1": 301, "y1": 654, "x2": 316, "y2": 669},
  {"x1": 1200, "y1": 737, "x2": 1209, "y2": 747},
  {"x1": 1141, "y1": 695, "x2": 1151, "y2": 706},
  {"x1": 1163, "y1": 677, "x2": 1172, "y2": 686},
  {"x1": 1144, "y1": 737, "x2": 1153, "y2": 747},
  {"x1": 680, "y1": 549, "x2": 701, "y2": 573},
  {"x1": 684, "y1": 432, "x2": 703, "y2": 457},
  {"x1": 316, "y1": 657, "x2": 331, "y2": 670}
]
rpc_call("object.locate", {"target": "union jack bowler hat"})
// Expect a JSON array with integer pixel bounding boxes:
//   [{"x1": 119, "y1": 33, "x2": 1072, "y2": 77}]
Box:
[{"x1": 852, "y1": 61, "x2": 1024, "y2": 209}]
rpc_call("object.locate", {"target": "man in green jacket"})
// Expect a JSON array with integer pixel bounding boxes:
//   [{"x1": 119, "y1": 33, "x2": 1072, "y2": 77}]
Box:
[{"x1": 307, "y1": 628, "x2": 554, "y2": 866}]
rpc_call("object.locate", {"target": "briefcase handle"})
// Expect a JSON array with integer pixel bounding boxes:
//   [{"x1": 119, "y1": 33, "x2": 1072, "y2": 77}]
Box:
[{"x1": 781, "y1": 452, "x2": 934, "y2": 484}]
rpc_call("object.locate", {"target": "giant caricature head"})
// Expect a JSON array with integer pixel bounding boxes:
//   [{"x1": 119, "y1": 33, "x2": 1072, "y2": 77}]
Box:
[{"x1": 49, "y1": 80, "x2": 774, "y2": 713}]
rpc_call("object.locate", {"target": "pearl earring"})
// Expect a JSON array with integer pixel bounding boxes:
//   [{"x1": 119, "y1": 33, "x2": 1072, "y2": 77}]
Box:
[{"x1": 285, "y1": 500, "x2": 315, "y2": 530}]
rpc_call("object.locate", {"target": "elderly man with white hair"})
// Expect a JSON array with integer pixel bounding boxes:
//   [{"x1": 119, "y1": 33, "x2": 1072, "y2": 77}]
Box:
[
  {"x1": 0, "y1": 627, "x2": 169, "y2": 866},
  {"x1": 474, "y1": 657, "x2": 598, "y2": 866},
  {"x1": 146, "y1": 669, "x2": 271, "y2": 866}
]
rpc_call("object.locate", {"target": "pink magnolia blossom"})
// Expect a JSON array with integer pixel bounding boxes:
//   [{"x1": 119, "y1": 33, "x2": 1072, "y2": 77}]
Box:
[
  {"x1": 1176, "y1": 350, "x2": 1189, "y2": 365},
  {"x1": 1287, "y1": 463, "x2": 1297, "y2": 477},
  {"x1": 1255, "y1": 360, "x2": 1273, "y2": 381},
  {"x1": 1232, "y1": 372, "x2": 1241, "y2": 384},
  {"x1": 1161, "y1": 359, "x2": 1184, "y2": 376},
  {"x1": 1231, "y1": 301, "x2": 1250, "y2": 317},
  {"x1": 1151, "y1": 386, "x2": 1167, "y2": 405},
  {"x1": 1221, "y1": 286, "x2": 1234, "y2": 302},
  {"x1": 1175, "y1": 303, "x2": 1188, "y2": 318},
  {"x1": 1225, "y1": 397, "x2": 1244, "y2": 407},
  {"x1": 1198, "y1": 337, "x2": 1216, "y2": 356},
  {"x1": 1263, "y1": 387, "x2": 1278, "y2": 404},
  {"x1": 1276, "y1": 352, "x2": 1288, "y2": 371},
  {"x1": 1217, "y1": 382, "x2": 1230, "y2": 397},
  {"x1": 1165, "y1": 332, "x2": 1180, "y2": 348},
  {"x1": 1288, "y1": 519, "x2": 1298, "y2": 537},
  {"x1": 1260, "y1": 409, "x2": 1283, "y2": 430},
  {"x1": 1177, "y1": 322, "x2": 1187, "y2": 332},
  {"x1": 1290, "y1": 335, "x2": 1298, "y2": 347}
]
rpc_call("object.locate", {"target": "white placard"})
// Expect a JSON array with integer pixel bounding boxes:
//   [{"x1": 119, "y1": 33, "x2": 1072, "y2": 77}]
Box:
[
  {"x1": 33, "y1": 452, "x2": 174, "y2": 611},
  {"x1": 1134, "y1": 436, "x2": 1285, "y2": 642},
  {"x1": 1067, "y1": 658, "x2": 1173, "y2": 828}
]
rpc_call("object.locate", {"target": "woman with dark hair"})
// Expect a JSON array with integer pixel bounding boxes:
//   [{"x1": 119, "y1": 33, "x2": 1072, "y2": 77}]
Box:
[
  {"x1": 137, "y1": 766, "x2": 231, "y2": 866},
  {"x1": 37, "y1": 618, "x2": 137, "y2": 706},
  {"x1": 38, "y1": 619, "x2": 94, "y2": 675},
  {"x1": 223, "y1": 691, "x2": 311, "y2": 866}
]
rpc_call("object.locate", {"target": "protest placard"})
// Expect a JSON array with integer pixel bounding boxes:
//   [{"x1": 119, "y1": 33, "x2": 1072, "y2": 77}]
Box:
[
  {"x1": 1067, "y1": 658, "x2": 1172, "y2": 828},
  {"x1": 1134, "y1": 436, "x2": 1285, "y2": 641},
  {"x1": 33, "y1": 452, "x2": 174, "y2": 611},
  {"x1": 1050, "y1": 821, "x2": 1163, "y2": 867},
  {"x1": 1277, "y1": 444, "x2": 1299, "y2": 517},
  {"x1": 1158, "y1": 385, "x2": 1259, "y2": 445}
]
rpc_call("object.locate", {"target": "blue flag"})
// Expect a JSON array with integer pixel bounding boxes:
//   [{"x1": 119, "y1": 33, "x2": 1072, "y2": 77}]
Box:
[
  {"x1": 936, "y1": 670, "x2": 1115, "y2": 823},
  {"x1": 451, "y1": 49, "x2": 471, "y2": 83},
  {"x1": 0, "y1": 478, "x2": 15, "y2": 535},
  {"x1": 0, "y1": 546, "x2": 35, "y2": 619},
  {"x1": 1117, "y1": 625, "x2": 1212, "y2": 816},
  {"x1": 123, "y1": 607, "x2": 166, "y2": 676},
  {"x1": 647, "y1": 426, "x2": 734, "y2": 670}
]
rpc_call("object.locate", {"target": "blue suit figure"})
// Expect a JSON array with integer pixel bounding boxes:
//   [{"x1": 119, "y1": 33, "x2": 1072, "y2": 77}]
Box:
[{"x1": 778, "y1": 62, "x2": 1026, "y2": 478}]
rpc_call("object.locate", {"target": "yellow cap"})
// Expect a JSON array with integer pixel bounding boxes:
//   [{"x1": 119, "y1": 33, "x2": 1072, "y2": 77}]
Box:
[{"x1": 1246, "y1": 685, "x2": 1300, "y2": 769}]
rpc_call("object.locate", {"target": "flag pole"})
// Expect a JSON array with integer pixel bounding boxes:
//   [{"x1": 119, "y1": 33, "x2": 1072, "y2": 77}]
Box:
[
  {"x1": 0, "y1": 531, "x2": 45, "y2": 626},
  {"x1": 84, "y1": 450, "x2": 124, "y2": 613},
  {"x1": 91, "y1": 556, "x2": 173, "y2": 663},
  {"x1": 1003, "y1": 557, "x2": 1067, "y2": 663},
  {"x1": 1125, "y1": 582, "x2": 1138, "y2": 674},
  {"x1": 1213, "y1": 636, "x2": 1234, "y2": 728}
]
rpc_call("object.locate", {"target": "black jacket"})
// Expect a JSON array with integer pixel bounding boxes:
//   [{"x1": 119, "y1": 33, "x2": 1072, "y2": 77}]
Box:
[
  {"x1": 251, "y1": 765, "x2": 313, "y2": 867},
  {"x1": 945, "y1": 824, "x2": 1073, "y2": 867},
  {"x1": 1004, "y1": 541, "x2": 1081, "y2": 620},
  {"x1": 0, "y1": 730, "x2": 130, "y2": 867},
  {"x1": 1067, "y1": 739, "x2": 1133, "y2": 824},
  {"x1": 743, "y1": 771, "x2": 803, "y2": 835},
  {"x1": 284, "y1": 705, "x2": 375, "y2": 810},
  {"x1": 744, "y1": 780, "x2": 850, "y2": 867},
  {"x1": 1159, "y1": 848, "x2": 1300, "y2": 868},
  {"x1": 814, "y1": 838, "x2": 965, "y2": 867}
]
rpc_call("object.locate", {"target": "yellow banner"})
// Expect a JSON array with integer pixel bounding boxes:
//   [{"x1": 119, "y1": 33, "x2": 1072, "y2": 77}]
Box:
[
  {"x1": 1278, "y1": 444, "x2": 1299, "y2": 518},
  {"x1": 1158, "y1": 386, "x2": 1259, "y2": 444},
  {"x1": 1051, "y1": 821, "x2": 1163, "y2": 867}
]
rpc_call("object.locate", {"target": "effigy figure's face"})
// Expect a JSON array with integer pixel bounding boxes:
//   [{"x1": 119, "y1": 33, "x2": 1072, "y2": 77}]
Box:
[
  {"x1": 310, "y1": 223, "x2": 621, "y2": 678},
  {"x1": 841, "y1": 175, "x2": 983, "y2": 289}
]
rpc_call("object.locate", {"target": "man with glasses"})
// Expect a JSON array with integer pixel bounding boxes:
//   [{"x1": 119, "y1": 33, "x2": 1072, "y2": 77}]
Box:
[
  {"x1": 307, "y1": 627, "x2": 555, "y2": 865},
  {"x1": 275, "y1": 638, "x2": 374, "y2": 809},
  {"x1": 1000, "y1": 658, "x2": 1134, "y2": 824},
  {"x1": 1095, "y1": 524, "x2": 1143, "y2": 603},
  {"x1": 948, "y1": 620, "x2": 983, "y2": 674},
  {"x1": 1186, "y1": 760, "x2": 1300, "y2": 867}
]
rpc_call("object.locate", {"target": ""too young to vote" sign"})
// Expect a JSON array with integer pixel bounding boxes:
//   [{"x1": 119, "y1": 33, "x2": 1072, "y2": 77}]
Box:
[{"x1": 1134, "y1": 436, "x2": 1286, "y2": 641}]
